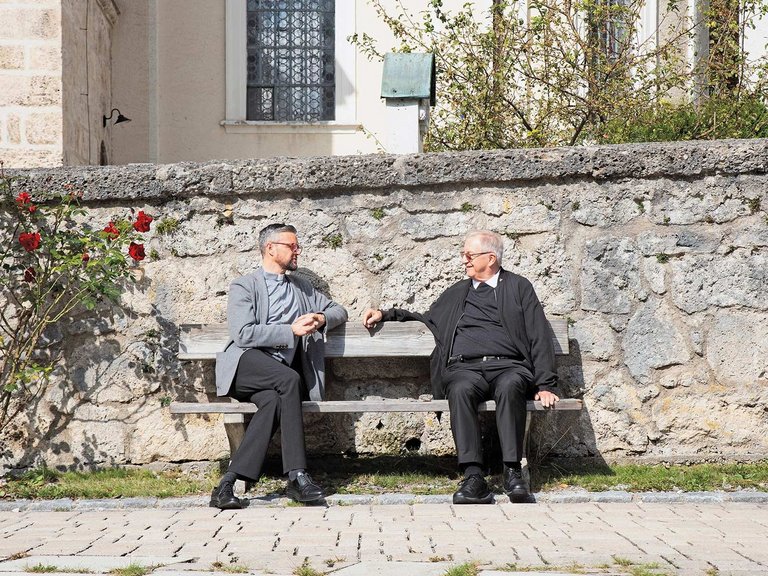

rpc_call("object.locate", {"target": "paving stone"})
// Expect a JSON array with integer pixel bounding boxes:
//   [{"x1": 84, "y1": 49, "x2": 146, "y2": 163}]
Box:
[{"x1": 332, "y1": 560, "x2": 453, "y2": 575}]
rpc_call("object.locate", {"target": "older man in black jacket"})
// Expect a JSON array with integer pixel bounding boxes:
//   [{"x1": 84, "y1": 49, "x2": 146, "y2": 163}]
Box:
[{"x1": 363, "y1": 230, "x2": 560, "y2": 504}]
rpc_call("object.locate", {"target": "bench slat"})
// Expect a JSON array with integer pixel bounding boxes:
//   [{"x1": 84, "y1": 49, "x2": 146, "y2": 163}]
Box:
[
  {"x1": 179, "y1": 319, "x2": 570, "y2": 360},
  {"x1": 170, "y1": 398, "x2": 583, "y2": 414}
]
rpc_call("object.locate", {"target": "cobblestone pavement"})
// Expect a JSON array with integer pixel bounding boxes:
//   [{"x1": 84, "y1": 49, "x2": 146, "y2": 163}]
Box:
[{"x1": 0, "y1": 497, "x2": 767, "y2": 576}]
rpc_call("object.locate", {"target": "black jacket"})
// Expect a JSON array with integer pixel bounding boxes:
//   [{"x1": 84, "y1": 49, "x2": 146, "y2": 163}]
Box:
[{"x1": 382, "y1": 268, "x2": 560, "y2": 400}]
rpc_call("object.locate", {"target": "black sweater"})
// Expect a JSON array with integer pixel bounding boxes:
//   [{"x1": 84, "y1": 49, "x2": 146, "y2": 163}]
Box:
[{"x1": 382, "y1": 268, "x2": 560, "y2": 399}]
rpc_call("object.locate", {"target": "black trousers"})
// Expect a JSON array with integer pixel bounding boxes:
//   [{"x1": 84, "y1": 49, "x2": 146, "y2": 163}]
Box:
[
  {"x1": 444, "y1": 360, "x2": 533, "y2": 465},
  {"x1": 226, "y1": 348, "x2": 307, "y2": 481}
]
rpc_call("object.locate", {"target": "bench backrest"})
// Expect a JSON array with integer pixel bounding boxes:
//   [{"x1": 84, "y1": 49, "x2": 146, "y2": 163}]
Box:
[{"x1": 178, "y1": 319, "x2": 569, "y2": 360}]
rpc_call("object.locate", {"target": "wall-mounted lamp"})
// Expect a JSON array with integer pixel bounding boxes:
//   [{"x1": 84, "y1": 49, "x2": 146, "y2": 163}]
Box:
[{"x1": 102, "y1": 108, "x2": 131, "y2": 128}]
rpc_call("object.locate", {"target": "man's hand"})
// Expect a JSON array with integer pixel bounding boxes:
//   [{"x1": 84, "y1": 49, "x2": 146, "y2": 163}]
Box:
[
  {"x1": 362, "y1": 309, "x2": 383, "y2": 328},
  {"x1": 534, "y1": 390, "x2": 560, "y2": 409},
  {"x1": 292, "y1": 313, "x2": 323, "y2": 336}
]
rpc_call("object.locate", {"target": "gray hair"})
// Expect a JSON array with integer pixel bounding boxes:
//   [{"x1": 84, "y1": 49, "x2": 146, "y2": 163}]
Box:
[
  {"x1": 259, "y1": 223, "x2": 297, "y2": 254},
  {"x1": 465, "y1": 230, "x2": 504, "y2": 265}
]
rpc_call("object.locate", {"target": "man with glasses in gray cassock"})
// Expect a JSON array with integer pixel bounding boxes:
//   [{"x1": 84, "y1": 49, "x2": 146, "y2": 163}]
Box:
[{"x1": 211, "y1": 223, "x2": 348, "y2": 509}]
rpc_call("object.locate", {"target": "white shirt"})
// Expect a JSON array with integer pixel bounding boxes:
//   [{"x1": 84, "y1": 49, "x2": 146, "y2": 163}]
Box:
[{"x1": 472, "y1": 269, "x2": 500, "y2": 290}]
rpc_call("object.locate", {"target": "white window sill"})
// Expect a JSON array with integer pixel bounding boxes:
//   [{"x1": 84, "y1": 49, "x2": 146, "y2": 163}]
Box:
[{"x1": 221, "y1": 121, "x2": 362, "y2": 134}]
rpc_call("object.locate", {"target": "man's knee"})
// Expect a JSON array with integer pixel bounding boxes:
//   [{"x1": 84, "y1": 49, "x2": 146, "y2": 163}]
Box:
[
  {"x1": 251, "y1": 389, "x2": 280, "y2": 409},
  {"x1": 447, "y1": 378, "x2": 479, "y2": 402},
  {"x1": 494, "y1": 372, "x2": 529, "y2": 400},
  {"x1": 278, "y1": 371, "x2": 302, "y2": 397}
]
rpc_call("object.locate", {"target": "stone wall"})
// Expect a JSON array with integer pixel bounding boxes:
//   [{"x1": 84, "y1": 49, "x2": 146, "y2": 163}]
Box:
[
  {"x1": 2, "y1": 139, "x2": 767, "y2": 474},
  {"x1": 0, "y1": 0, "x2": 62, "y2": 168}
]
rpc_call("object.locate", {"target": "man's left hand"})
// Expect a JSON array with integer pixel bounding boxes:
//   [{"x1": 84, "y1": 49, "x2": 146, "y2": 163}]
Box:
[{"x1": 534, "y1": 390, "x2": 560, "y2": 409}]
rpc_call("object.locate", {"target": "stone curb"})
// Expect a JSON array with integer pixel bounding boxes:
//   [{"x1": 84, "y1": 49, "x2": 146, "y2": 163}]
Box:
[{"x1": 2, "y1": 490, "x2": 767, "y2": 511}]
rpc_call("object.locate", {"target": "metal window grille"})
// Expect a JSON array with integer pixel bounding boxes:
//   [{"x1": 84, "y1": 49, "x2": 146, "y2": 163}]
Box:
[
  {"x1": 246, "y1": 0, "x2": 335, "y2": 121},
  {"x1": 599, "y1": 0, "x2": 630, "y2": 62}
]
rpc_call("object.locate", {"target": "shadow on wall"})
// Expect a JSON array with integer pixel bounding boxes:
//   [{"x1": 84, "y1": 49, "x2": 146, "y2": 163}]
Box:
[
  {"x1": 3, "y1": 272, "x2": 192, "y2": 474},
  {"x1": 526, "y1": 338, "x2": 609, "y2": 479}
]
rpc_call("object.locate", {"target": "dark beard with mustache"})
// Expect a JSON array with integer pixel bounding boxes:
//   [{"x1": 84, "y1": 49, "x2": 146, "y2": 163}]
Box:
[{"x1": 286, "y1": 260, "x2": 298, "y2": 271}]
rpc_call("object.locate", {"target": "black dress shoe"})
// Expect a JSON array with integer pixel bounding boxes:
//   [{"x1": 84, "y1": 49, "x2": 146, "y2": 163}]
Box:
[
  {"x1": 503, "y1": 466, "x2": 529, "y2": 503},
  {"x1": 210, "y1": 481, "x2": 243, "y2": 510},
  {"x1": 285, "y1": 472, "x2": 324, "y2": 503},
  {"x1": 452, "y1": 474, "x2": 493, "y2": 505}
]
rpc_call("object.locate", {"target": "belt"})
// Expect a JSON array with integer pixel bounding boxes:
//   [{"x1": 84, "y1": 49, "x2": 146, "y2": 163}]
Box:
[{"x1": 447, "y1": 354, "x2": 515, "y2": 365}]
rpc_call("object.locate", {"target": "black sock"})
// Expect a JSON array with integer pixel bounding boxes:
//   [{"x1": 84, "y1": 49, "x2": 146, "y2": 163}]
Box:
[
  {"x1": 288, "y1": 468, "x2": 305, "y2": 481},
  {"x1": 504, "y1": 461, "x2": 521, "y2": 472},
  {"x1": 220, "y1": 471, "x2": 237, "y2": 486},
  {"x1": 460, "y1": 463, "x2": 484, "y2": 478}
]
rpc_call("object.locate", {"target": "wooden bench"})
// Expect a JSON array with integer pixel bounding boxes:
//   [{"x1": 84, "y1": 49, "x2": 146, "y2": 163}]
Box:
[{"x1": 172, "y1": 319, "x2": 582, "y2": 468}]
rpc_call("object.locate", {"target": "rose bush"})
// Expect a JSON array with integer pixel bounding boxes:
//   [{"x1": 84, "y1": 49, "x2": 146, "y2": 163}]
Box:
[{"x1": 0, "y1": 164, "x2": 152, "y2": 432}]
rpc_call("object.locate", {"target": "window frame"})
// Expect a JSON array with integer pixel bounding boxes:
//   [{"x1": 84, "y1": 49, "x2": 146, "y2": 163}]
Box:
[{"x1": 224, "y1": 0, "x2": 356, "y2": 130}]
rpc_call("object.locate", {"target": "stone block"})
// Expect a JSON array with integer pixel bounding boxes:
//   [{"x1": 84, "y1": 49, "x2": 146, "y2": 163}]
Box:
[
  {"x1": 0, "y1": 45, "x2": 24, "y2": 69},
  {"x1": 705, "y1": 311, "x2": 768, "y2": 387},
  {"x1": 28, "y1": 44, "x2": 62, "y2": 71},
  {"x1": 622, "y1": 299, "x2": 691, "y2": 383},
  {"x1": 0, "y1": 7, "x2": 60, "y2": 40},
  {"x1": 6, "y1": 113, "x2": 21, "y2": 144},
  {"x1": 25, "y1": 110, "x2": 62, "y2": 144},
  {"x1": 0, "y1": 147, "x2": 61, "y2": 168},
  {"x1": 580, "y1": 237, "x2": 642, "y2": 314},
  {"x1": 0, "y1": 74, "x2": 61, "y2": 106},
  {"x1": 570, "y1": 315, "x2": 616, "y2": 361},
  {"x1": 671, "y1": 252, "x2": 768, "y2": 313}
]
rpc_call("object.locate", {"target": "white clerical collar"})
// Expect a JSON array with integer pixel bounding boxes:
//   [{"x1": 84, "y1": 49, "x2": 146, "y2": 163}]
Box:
[{"x1": 472, "y1": 270, "x2": 500, "y2": 289}]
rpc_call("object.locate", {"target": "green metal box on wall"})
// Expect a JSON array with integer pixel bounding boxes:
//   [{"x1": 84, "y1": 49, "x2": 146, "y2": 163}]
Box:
[{"x1": 380, "y1": 53, "x2": 436, "y2": 105}]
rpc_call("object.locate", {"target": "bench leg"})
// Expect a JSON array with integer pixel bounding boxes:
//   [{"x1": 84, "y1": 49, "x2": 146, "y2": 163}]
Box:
[
  {"x1": 223, "y1": 414, "x2": 248, "y2": 494},
  {"x1": 521, "y1": 410, "x2": 532, "y2": 487}
]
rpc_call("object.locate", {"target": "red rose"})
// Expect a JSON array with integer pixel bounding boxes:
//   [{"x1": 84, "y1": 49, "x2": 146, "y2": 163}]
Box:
[
  {"x1": 132, "y1": 211, "x2": 153, "y2": 232},
  {"x1": 129, "y1": 242, "x2": 146, "y2": 261},
  {"x1": 82, "y1": 252, "x2": 90, "y2": 263},
  {"x1": 103, "y1": 222, "x2": 120, "y2": 240},
  {"x1": 24, "y1": 267, "x2": 36, "y2": 283},
  {"x1": 19, "y1": 231, "x2": 41, "y2": 252},
  {"x1": 15, "y1": 192, "x2": 31, "y2": 205},
  {"x1": 15, "y1": 192, "x2": 37, "y2": 212}
]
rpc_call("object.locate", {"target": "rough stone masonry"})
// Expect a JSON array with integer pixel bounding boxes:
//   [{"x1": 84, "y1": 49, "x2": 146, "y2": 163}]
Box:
[{"x1": 2, "y1": 138, "x2": 767, "y2": 474}]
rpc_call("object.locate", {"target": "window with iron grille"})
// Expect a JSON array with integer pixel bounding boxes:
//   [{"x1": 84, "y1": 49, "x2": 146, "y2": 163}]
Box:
[
  {"x1": 246, "y1": 0, "x2": 335, "y2": 121},
  {"x1": 598, "y1": 0, "x2": 631, "y2": 62}
]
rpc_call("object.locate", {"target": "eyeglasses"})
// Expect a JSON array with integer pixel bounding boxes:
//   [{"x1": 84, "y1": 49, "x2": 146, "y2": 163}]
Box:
[
  {"x1": 271, "y1": 242, "x2": 303, "y2": 254},
  {"x1": 460, "y1": 251, "x2": 492, "y2": 262}
]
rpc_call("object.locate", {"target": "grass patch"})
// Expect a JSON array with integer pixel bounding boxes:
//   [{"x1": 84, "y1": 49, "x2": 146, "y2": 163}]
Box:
[
  {"x1": 3, "y1": 457, "x2": 768, "y2": 501},
  {"x1": 444, "y1": 562, "x2": 479, "y2": 576},
  {"x1": 26, "y1": 566, "x2": 93, "y2": 575},
  {"x1": 210, "y1": 561, "x2": 249, "y2": 573},
  {"x1": 293, "y1": 558, "x2": 323, "y2": 576},
  {"x1": 534, "y1": 461, "x2": 768, "y2": 492},
  {"x1": 496, "y1": 560, "x2": 667, "y2": 574},
  {"x1": 155, "y1": 218, "x2": 179, "y2": 235},
  {"x1": 27, "y1": 565, "x2": 57, "y2": 573},
  {"x1": 335, "y1": 471, "x2": 456, "y2": 495},
  {"x1": 2, "y1": 467, "x2": 216, "y2": 500},
  {"x1": 109, "y1": 565, "x2": 151, "y2": 576}
]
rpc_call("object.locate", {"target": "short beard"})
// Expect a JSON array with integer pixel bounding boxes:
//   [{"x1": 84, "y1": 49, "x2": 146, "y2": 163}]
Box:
[{"x1": 286, "y1": 260, "x2": 298, "y2": 271}]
